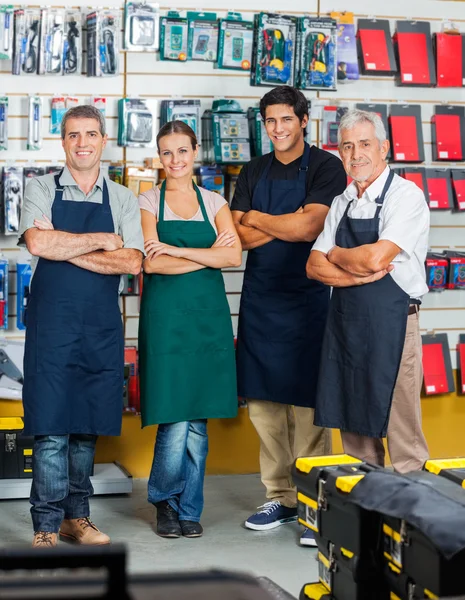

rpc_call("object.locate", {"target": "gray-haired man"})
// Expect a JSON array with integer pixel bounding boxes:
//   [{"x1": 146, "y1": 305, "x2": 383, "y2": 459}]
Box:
[
  {"x1": 19, "y1": 105, "x2": 144, "y2": 547},
  {"x1": 307, "y1": 109, "x2": 429, "y2": 472}
]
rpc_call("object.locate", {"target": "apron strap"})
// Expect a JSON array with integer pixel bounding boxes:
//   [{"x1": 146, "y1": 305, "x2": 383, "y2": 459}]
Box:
[
  {"x1": 374, "y1": 169, "x2": 395, "y2": 218},
  {"x1": 101, "y1": 177, "x2": 111, "y2": 213},
  {"x1": 53, "y1": 170, "x2": 65, "y2": 202},
  {"x1": 298, "y1": 142, "x2": 311, "y2": 182},
  {"x1": 159, "y1": 179, "x2": 210, "y2": 224},
  {"x1": 259, "y1": 142, "x2": 311, "y2": 184}
]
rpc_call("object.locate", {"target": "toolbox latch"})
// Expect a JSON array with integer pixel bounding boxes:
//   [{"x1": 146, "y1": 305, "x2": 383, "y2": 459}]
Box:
[
  {"x1": 318, "y1": 478, "x2": 327, "y2": 511},
  {"x1": 5, "y1": 433, "x2": 16, "y2": 453},
  {"x1": 400, "y1": 519, "x2": 410, "y2": 546}
]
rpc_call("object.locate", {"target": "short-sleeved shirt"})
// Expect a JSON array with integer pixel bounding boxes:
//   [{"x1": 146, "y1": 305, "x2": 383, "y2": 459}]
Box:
[
  {"x1": 19, "y1": 166, "x2": 145, "y2": 283},
  {"x1": 231, "y1": 145, "x2": 347, "y2": 212},
  {"x1": 139, "y1": 185, "x2": 227, "y2": 234},
  {"x1": 312, "y1": 166, "x2": 430, "y2": 299}
]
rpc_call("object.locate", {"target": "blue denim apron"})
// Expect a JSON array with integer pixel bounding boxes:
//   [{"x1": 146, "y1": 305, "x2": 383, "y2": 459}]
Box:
[
  {"x1": 22, "y1": 171, "x2": 124, "y2": 436},
  {"x1": 314, "y1": 170, "x2": 410, "y2": 437},
  {"x1": 236, "y1": 143, "x2": 330, "y2": 408}
]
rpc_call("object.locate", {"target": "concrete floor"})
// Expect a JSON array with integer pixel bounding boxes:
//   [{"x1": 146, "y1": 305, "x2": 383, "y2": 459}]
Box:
[{"x1": 0, "y1": 474, "x2": 318, "y2": 598}]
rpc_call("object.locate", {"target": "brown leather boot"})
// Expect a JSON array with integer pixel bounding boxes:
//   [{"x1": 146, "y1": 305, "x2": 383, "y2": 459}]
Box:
[
  {"x1": 32, "y1": 531, "x2": 58, "y2": 548},
  {"x1": 59, "y1": 517, "x2": 110, "y2": 545}
]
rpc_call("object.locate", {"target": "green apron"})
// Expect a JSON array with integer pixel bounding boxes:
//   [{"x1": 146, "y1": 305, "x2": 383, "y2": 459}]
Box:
[{"x1": 139, "y1": 181, "x2": 238, "y2": 426}]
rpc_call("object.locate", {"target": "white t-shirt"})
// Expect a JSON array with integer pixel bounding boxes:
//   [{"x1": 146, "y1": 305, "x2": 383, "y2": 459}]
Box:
[
  {"x1": 138, "y1": 185, "x2": 227, "y2": 234},
  {"x1": 312, "y1": 166, "x2": 430, "y2": 299}
]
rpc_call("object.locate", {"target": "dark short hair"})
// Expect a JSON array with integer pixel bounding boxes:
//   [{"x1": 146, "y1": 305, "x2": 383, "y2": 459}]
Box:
[
  {"x1": 259, "y1": 86, "x2": 309, "y2": 123},
  {"x1": 157, "y1": 120, "x2": 198, "y2": 152},
  {"x1": 61, "y1": 104, "x2": 106, "y2": 139}
]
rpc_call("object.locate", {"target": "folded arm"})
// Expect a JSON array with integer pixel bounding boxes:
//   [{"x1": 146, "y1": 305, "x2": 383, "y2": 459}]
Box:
[
  {"x1": 307, "y1": 249, "x2": 393, "y2": 288},
  {"x1": 152, "y1": 205, "x2": 242, "y2": 269},
  {"x1": 232, "y1": 210, "x2": 275, "y2": 251},
  {"x1": 242, "y1": 204, "x2": 330, "y2": 243},
  {"x1": 328, "y1": 240, "x2": 401, "y2": 277},
  {"x1": 69, "y1": 249, "x2": 142, "y2": 275},
  {"x1": 24, "y1": 228, "x2": 112, "y2": 261}
]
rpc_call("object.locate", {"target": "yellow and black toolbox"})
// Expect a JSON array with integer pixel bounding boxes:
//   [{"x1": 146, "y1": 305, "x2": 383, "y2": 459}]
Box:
[
  {"x1": 355, "y1": 470, "x2": 465, "y2": 599},
  {"x1": 293, "y1": 455, "x2": 383, "y2": 560},
  {"x1": 315, "y1": 536, "x2": 389, "y2": 600},
  {"x1": 0, "y1": 417, "x2": 33, "y2": 479},
  {"x1": 299, "y1": 582, "x2": 332, "y2": 599},
  {"x1": 384, "y1": 560, "x2": 440, "y2": 600},
  {"x1": 424, "y1": 458, "x2": 465, "y2": 488}
]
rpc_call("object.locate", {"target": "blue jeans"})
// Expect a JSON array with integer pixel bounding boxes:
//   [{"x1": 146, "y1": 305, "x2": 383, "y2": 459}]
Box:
[
  {"x1": 30, "y1": 434, "x2": 97, "y2": 533},
  {"x1": 148, "y1": 420, "x2": 208, "y2": 522}
]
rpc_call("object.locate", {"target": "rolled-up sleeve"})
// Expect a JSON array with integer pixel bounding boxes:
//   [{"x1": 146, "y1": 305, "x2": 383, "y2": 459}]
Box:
[
  {"x1": 311, "y1": 198, "x2": 344, "y2": 255},
  {"x1": 378, "y1": 187, "x2": 430, "y2": 261},
  {"x1": 18, "y1": 178, "x2": 52, "y2": 246},
  {"x1": 119, "y1": 189, "x2": 145, "y2": 254}
]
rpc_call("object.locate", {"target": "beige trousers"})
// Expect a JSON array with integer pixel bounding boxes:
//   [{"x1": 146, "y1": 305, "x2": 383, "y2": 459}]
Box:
[
  {"x1": 341, "y1": 310, "x2": 429, "y2": 474},
  {"x1": 248, "y1": 400, "x2": 331, "y2": 507}
]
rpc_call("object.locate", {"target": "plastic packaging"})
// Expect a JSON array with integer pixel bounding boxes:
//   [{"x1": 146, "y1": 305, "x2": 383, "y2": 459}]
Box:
[
  {"x1": 296, "y1": 17, "x2": 337, "y2": 91},
  {"x1": 0, "y1": 257, "x2": 9, "y2": 330},
  {"x1": 38, "y1": 8, "x2": 65, "y2": 76},
  {"x1": 217, "y1": 12, "x2": 253, "y2": 71},
  {"x1": 160, "y1": 11, "x2": 188, "y2": 61},
  {"x1": 27, "y1": 96, "x2": 42, "y2": 150},
  {"x1": 12, "y1": 8, "x2": 40, "y2": 75},
  {"x1": 86, "y1": 9, "x2": 119, "y2": 77},
  {"x1": 251, "y1": 12, "x2": 297, "y2": 87},
  {"x1": 23, "y1": 165, "x2": 44, "y2": 188},
  {"x1": 124, "y1": 2, "x2": 159, "y2": 51},
  {"x1": 63, "y1": 9, "x2": 81, "y2": 75},
  {"x1": 91, "y1": 96, "x2": 106, "y2": 117},
  {"x1": 2, "y1": 166, "x2": 23, "y2": 236},
  {"x1": 50, "y1": 96, "x2": 66, "y2": 134},
  {"x1": 160, "y1": 99, "x2": 201, "y2": 139},
  {"x1": 0, "y1": 97, "x2": 8, "y2": 151},
  {"x1": 16, "y1": 261, "x2": 32, "y2": 331},
  {"x1": 0, "y1": 5, "x2": 14, "y2": 60},
  {"x1": 187, "y1": 11, "x2": 218, "y2": 62},
  {"x1": 118, "y1": 98, "x2": 157, "y2": 147}
]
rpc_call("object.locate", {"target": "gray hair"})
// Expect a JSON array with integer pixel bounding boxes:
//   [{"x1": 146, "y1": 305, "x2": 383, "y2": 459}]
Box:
[
  {"x1": 337, "y1": 109, "x2": 387, "y2": 147},
  {"x1": 61, "y1": 104, "x2": 106, "y2": 139}
]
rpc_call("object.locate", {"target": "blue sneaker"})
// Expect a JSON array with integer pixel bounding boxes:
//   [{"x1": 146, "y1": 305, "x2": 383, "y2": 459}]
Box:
[
  {"x1": 245, "y1": 501, "x2": 298, "y2": 530},
  {"x1": 300, "y1": 528, "x2": 317, "y2": 547}
]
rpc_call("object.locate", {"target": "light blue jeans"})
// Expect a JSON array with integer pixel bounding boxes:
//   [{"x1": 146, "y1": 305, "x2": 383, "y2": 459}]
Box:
[
  {"x1": 30, "y1": 434, "x2": 97, "y2": 533},
  {"x1": 148, "y1": 420, "x2": 208, "y2": 522}
]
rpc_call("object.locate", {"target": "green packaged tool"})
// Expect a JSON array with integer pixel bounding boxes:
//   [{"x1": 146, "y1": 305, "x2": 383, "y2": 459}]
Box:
[
  {"x1": 217, "y1": 12, "x2": 253, "y2": 71},
  {"x1": 202, "y1": 99, "x2": 251, "y2": 165},
  {"x1": 160, "y1": 11, "x2": 188, "y2": 61},
  {"x1": 251, "y1": 12, "x2": 297, "y2": 87},
  {"x1": 187, "y1": 11, "x2": 218, "y2": 62}
]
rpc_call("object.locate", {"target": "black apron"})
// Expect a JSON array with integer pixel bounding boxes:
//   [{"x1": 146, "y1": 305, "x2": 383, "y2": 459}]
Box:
[
  {"x1": 314, "y1": 170, "x2": 410, "y2": 437},
  {"x1": 22, "y1": 172, "x2": 124, "y2": 436},
  {"x1": 236, "y1": 143, "x2": 330, "y2": 408}
]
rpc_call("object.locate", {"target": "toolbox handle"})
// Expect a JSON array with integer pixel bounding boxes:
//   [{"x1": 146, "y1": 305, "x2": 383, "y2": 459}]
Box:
[
  {"x1": 0, "y1": 544, "x2": 128, "y2": 598},
  {"x1": 336, "y1": 462, "x2": 381, "y2": 475}
]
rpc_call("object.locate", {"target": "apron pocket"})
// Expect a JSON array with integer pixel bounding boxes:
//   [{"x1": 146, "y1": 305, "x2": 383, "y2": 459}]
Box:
[
  {"x1": 147, "y1": 308, "x2": 231, "y2": 356},
  {"x1": 81, "y1": 326, "x2": 123, "y2": 376},
  {"x1": 36, "y1": 325, "x2": 81, "y2": 374},
  {"x1": 328, "y1": 310, "x2": 369, "y2": 370}
]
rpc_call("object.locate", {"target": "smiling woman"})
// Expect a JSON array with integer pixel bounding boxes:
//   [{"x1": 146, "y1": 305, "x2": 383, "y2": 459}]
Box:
[{"x1": 137, "y1": 120, "x2": 241, "y2": 540}]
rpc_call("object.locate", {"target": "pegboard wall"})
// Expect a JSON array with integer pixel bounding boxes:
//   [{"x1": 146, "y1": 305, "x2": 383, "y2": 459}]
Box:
[{"x1": 0, "y1": 0, "x2": 464, "y2": 368}]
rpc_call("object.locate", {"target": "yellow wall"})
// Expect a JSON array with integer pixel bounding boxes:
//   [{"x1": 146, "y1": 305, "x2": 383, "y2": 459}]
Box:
[{"x1": 2, "y1": 372, "x2": 464, "y2": 478}]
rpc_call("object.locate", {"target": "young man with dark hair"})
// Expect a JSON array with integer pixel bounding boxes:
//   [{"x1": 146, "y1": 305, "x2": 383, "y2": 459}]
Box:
[{"x1": 231, "y1": 86, "x2": 347, "y2": 545}]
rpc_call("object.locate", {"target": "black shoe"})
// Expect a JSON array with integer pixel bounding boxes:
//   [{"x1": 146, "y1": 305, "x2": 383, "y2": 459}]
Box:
[
  {"x1": 155, "y1": 501, "x2": 182, "y2": 538},
  {"x1": 179, "y1": 520, "x2": 203, "y2": 538}
]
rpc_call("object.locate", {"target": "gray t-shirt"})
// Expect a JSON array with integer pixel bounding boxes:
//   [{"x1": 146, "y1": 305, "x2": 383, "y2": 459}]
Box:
[{"x1": 19, "y1": 166, "x2": 145, "y2": 283}]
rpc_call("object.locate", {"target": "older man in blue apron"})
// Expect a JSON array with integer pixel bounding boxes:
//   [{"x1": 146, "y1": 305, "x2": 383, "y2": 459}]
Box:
[
  {"x1": 307, "y1": 109, "x2": 429, "y2": 473},
  {"x1": 19, "y1": 105, "x2": 144, "y2": 548},
  {"x1": 232, "y1": 86, "x2": 347, "y2": 546}
]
